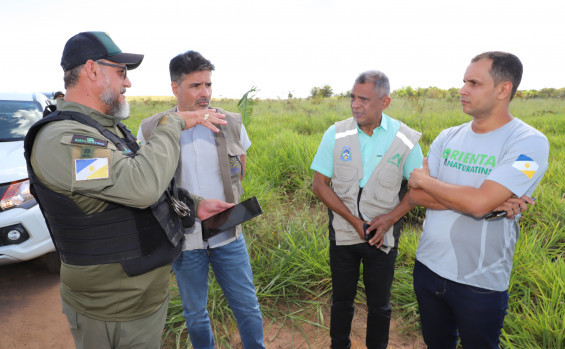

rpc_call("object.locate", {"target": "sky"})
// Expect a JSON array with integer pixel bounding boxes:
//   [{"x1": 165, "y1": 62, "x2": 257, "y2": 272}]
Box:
[{"x1": 2, "y1": 0, "x2": 564, "y2": 99}]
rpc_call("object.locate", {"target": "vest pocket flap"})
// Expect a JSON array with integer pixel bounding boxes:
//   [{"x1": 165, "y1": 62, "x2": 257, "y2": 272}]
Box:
[
  {"x1": 332, "y1": 165, "x2": 358, "y2": 196},
  {"x1": 377, "y1": 167, "x2": 402, "y2": 188},
  {"x1": 227, "y1": 142, "x2": 245, "y2": 156},
  {"x1": 368, "y1": 170, "x2": 401, "y2": 203},
  {"x1": 333, "y1": 165, "x2": 357, "y2": 181}
]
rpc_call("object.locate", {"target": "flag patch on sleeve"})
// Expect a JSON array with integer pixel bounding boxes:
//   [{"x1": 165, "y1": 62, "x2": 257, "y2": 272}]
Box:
[
  {"x1": 75, "y1": 158, "x2": 109, "y2": 181},
  {"x1": 512, "y1": 154, "x2": 538, "y2": 179}
]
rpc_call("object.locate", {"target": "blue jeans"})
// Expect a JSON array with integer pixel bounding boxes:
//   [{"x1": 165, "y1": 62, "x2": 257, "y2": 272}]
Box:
[
  {"x1": 413, "y1": 260, "x2": 509, "y2": 349},
  {"x1": 329, "y1": 240, "x2": 398, "y2": 349},
  {"x1": 172, "y1": 235, "x2": 264, "y2": 349}
]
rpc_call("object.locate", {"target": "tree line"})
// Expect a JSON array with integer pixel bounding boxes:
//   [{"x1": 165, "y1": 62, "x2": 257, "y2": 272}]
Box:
[{"x1": 308, "y1": 85, "x2": 565, "y2": 99}]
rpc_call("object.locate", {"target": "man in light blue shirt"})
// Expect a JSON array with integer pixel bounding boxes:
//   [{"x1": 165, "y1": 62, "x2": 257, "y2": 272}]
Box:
[
  {"x1": 311, "y1": 113, "x2": 422, "y2": 187},
  {"x1": 311, "y1": 70, "x2": 423, "y2": 349}
]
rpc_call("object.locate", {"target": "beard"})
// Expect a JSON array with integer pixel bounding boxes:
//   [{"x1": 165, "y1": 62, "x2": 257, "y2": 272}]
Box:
[
  {"x1": 99, "y1": 68, "x2": 129, "y2": 120},
  {"x1": 100, "y1": 88, "x2": 129, "y2": 120}
]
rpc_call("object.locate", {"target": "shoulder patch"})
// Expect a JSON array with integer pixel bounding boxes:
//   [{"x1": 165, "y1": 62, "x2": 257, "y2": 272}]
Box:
[
  {"x1": 512, "y1": 154, "x2": 539, "y2": 179},
  {"x1": 71, "y1": 134, "x2": 108, "y2": 147},
  {"x1": 75, "y1": 158, "x2": 109, "y2": 181},
  {"x1": 80, "y1": 147, "x2": 95, "y2": 158}
]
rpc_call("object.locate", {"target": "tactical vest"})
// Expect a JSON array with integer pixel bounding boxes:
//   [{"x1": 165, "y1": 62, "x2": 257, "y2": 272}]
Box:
[
  {"x1": 23, "y1": 110, "x2": 190, "y2": 276},
  {"x1": 331, "y1": 117, "x2": 421, "y2": 252}
]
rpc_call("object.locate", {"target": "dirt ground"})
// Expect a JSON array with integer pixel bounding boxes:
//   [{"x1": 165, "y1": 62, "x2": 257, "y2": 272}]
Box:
[
  {"x1": 260, "y1": 303, "x2": 425, "y2": 349},
  {"x1": 0, "y1": 257, "x2": 74, "y2": 349},
  {"x1": 0, "y1": 258, "x2": 424, "y2": 349}
]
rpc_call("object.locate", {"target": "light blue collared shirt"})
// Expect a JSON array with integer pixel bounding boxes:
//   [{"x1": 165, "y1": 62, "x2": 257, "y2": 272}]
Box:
[{"x1": 310, "y1": 113, "x2": 423, "y2": 187}]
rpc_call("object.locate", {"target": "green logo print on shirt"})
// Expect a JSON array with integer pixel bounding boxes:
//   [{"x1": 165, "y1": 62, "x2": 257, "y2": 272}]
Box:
[{"x1": 442, "y1": 148, "x2": 496, "y2": 175}]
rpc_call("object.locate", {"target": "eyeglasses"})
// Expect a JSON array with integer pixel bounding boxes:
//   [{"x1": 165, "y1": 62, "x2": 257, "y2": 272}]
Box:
[{"x1": 96, "y1": 61, "x2": 127, "y2": 80}]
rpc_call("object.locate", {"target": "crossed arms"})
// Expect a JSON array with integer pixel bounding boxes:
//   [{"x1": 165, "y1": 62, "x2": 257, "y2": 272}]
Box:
[{"x1": 364, "y1": 158, "x2": 534, "y2": 247}]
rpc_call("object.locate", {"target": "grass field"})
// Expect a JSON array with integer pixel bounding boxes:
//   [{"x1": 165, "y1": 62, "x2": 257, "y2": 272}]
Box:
[{"x1": 125, "y1": 96, "x2": 564, "y2": 348}]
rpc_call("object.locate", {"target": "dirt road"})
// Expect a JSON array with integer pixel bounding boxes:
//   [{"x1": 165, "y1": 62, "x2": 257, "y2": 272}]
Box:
[
  {"x1": 0, "y1": 258, "x2": 424, "y2": 349},
  {"x1": 0, "y1": 257, "x2": 74, "y2": 349}
]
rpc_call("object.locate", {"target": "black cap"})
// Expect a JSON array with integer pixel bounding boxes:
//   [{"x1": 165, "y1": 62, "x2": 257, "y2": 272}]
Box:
[{"x1": 61, "y1": 31, "x2": 144, "y2": 71}]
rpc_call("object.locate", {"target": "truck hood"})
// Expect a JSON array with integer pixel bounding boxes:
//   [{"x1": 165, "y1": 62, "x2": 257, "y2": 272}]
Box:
[{"x1": 0, "y1": 141, "x2": 28, "y2": 183}]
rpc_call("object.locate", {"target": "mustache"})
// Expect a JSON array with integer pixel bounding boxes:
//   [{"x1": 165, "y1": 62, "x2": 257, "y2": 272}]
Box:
[{"x1": 196, "y1": 97, "x2": 210, "y2": 104}]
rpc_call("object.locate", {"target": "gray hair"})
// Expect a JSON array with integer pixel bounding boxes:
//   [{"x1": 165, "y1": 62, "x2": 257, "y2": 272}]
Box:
[
  {"x1": 355, "y1": 70, "x2": 390, "y2": 99},
  {"x1": 64, "y1": 64, "x2": 83, "y2": 89}
]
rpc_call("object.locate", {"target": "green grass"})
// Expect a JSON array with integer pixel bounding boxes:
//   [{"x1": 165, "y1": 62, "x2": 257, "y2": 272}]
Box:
[{"x1": 125, "y1": 96, "x2": 565, "y2": 348}]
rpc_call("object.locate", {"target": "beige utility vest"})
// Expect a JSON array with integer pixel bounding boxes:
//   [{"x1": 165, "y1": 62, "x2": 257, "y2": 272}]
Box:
[
  {"x1": 139, "y1": 107, "x2": 246, "y2": 237},
  {"x1": 331, "y1": 117, "x2": 421, "y2": 252}
]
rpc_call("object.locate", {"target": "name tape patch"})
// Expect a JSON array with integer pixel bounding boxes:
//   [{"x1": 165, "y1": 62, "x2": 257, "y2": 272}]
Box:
[{"x1": 71, "y1": 134, "x2": 108, "y2": 147}]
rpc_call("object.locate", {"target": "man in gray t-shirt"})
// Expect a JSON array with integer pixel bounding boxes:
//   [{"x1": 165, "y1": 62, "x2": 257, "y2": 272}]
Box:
[
  {"x1": 415, "y1": 117, "x2": 547, "y2": 292},
  {"x1": 368, "y1": 52, "x2": 549, "y2": 348}
]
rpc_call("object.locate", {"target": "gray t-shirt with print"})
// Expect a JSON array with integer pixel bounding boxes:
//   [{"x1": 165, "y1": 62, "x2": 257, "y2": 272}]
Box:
[{"x1": 416, "y1": 118, "x2": 549, "y2": 291}]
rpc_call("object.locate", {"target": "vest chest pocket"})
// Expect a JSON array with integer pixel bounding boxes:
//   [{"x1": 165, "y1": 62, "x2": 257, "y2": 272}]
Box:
[
  {"x1": 372, "y1": 166, "x2": 402, "y2": 203},
  {"x1": 332, "y1": 165, "x2": 358, "y2": 196}
]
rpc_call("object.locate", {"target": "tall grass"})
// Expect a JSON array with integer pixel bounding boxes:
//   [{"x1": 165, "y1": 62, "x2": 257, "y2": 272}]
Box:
[{"x1": 126, "y1": 96, "x2": 564, "y2": 348}]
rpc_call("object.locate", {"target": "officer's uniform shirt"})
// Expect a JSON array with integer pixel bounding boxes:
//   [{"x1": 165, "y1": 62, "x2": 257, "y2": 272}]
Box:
[{"x1": 31, "y1": 100, "x2": 190, "y2": 322}]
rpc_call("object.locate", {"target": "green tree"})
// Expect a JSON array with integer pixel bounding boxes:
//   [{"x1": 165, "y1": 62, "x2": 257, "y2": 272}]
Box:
[
  {"x1": 447, "y1": 87, "x2": 459, "y2": 99},
  {"x1": 337, "y1": 90, "x2": 351, "y2": 98},
  {"x1": 310, "y1": 84, "x2": 333, "y2": 98},
  {"x1": 539, "y1": 88, "x2": 557, "y2": 98}
]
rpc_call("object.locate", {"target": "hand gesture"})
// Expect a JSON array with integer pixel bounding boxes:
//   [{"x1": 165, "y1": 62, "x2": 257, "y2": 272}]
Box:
[
  {"x1": 408, "y1": 157, "x2": 430, "y2": 189},
  {"x1": 176, "y1": 109, "x2": 227, "y2": 132}
]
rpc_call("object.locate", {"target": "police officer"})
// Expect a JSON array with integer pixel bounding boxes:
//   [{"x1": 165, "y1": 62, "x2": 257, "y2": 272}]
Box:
[{"x1": 24, "y1": 31, "x2": 233, "y2": 349}]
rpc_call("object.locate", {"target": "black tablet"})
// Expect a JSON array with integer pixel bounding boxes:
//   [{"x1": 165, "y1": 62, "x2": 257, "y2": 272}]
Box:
[{"x1": 201, "y1": 197, "x2": 263, "y2": 241}]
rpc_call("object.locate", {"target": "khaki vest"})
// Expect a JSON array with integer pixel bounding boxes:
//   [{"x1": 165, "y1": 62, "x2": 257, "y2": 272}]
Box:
[
  {"x1": 331, "y1": 117, "x2": 421, "y2": 252},
  {"x1": 140, "y1": 107, "x2": 246, "y2": 237}
]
